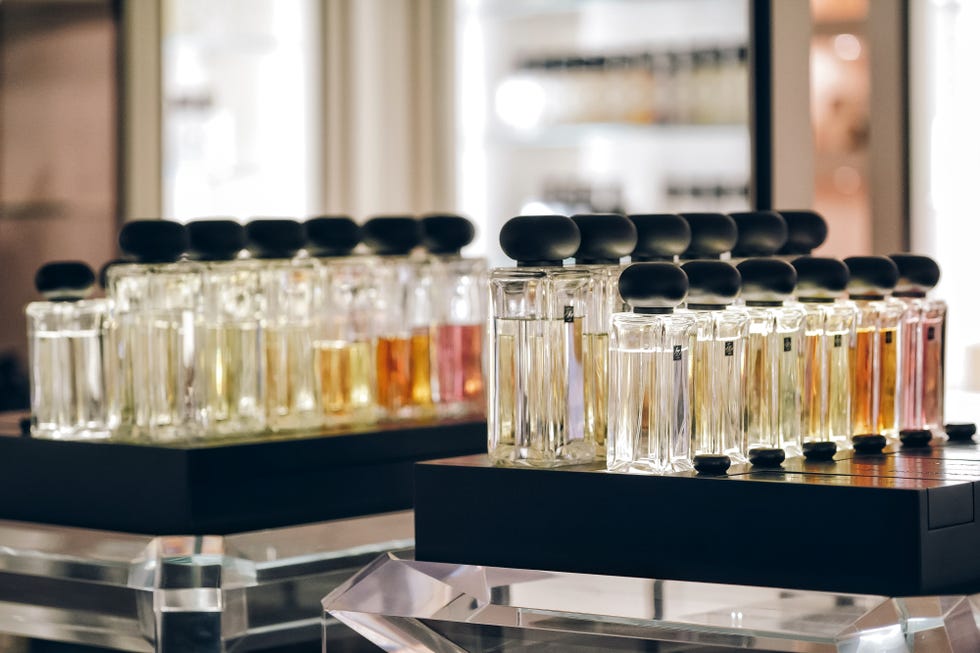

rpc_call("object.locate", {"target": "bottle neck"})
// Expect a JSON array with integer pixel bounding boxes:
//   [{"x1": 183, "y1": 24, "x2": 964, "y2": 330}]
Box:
[
  {"x1": 849, "y1": 293, "x2": 885, "y2": 301},
  {"x1": 687, "y1": 303, "x2": 728, "y2": 311},
  {"x1": 633, "y1": 306, "x2": 674, "y2": 314},
  {"x1": 798, "y1": 296, "x2": 835, "y2": 304},
  {"x1": 517, "y1": 259, "x2": 563, "y2": 268},
  {"x1": 744, "y1": 299, "x2": 784, "y2": 307},
  {"x1": 892, "y1": 290, "x2": 927, "y2": 298}
]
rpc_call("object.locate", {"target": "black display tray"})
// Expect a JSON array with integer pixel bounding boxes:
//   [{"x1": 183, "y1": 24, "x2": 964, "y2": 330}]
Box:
[
  {"x1": 0, "y1": 413, "x2": 485, "y2": 535},
  {"x1": 414, "y1": 443, "x2": 980, "y2": 597}
]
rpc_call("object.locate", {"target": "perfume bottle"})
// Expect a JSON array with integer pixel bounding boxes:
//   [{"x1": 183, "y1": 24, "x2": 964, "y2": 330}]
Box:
[
  {"x1": 27, "y1": 261, "x2": 114, "y2": 440},
  {"x1": 107, "y1": 220, "x2": 200, "y2": 441},
  {"x1": 890, "y1": 254, "x2": 945, "y2": 435},
  {"x1": 728, "y1": 210, "x2": 788, "y2": 264},
  {"x1": 361, "y1": 216, "x2": 432, "y2": 418},
  {"x1": 628, "y1": 213, "x2": 691, "y2": 263},
  {"x1": 419, "y1": 214, "x2": 487, "y2": 419},
  {"x1": 187, "y1": 220, "x2": 263, "y2": 437},
  {"x1": 607, "y1": 263, "x2": 694, "y2": 473},
  {"x1": 488, "y1": 215, "x2": 591, "y2": 467},
  {"x1": 734, "y1": 258, "x2": 806, "y2": 461},
  {"x1": 791, "y1": 256, "x2": 856, "y2": 455},
  {"x1": 306, "y1": 216, "x2": 378, "y2": 427},
  {"x1": 844, "y1": 256, "x2": 902, "y2": 441},
  {"x1": 570, "y1": 213, "x2": 638, "y2": 456},
  {"x1": 678, "y1": 212, "x2": 738, "y2": 261},
  {"x1": 680, "y1": 260, "x2": 749, "y2": 470},
  {"x1": 245, "y1": 219, "x2": 320, "y2": 433},
  {"x1": 775, "y1": 210, "x2": 828, "y2": 259}
]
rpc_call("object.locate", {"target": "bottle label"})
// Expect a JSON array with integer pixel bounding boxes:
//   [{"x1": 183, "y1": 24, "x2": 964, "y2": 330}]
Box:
[
  {"x1": 834, "y1": 334, "x2": 842, "y2": 347},
  {"x1": 783, "y1": 337, "x2": 792, "y2": 352},
  {"x1": 928, "y1": 326, "x2": 936, "y2": 341},
  {"x1": 563, "y1": 306, "x2": 574, "y2": 323},
  {"x1": 724, "y1": 341, "x2": 734, "y2": 357},
  {"x1": 885, "y1": 331, "x2": 893, "y2": 345},
  {"x1": 673, "y1": 345, "x2": 682, "y2": 361}
]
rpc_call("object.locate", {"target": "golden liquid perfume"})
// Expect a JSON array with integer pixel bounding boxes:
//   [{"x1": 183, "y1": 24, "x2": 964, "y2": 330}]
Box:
[
  {"x1": 728, "y1": 210, "x2": 788, "y2": 265},
  {"x1": 107, "y1": 220, "x2": 200, "y2": 442},
  {"x1": 627, "y1": 213, "x2": 692, "y2": 263},
  {"x1": 306, "y1": 216, "x2": 379, "y2": 427},
  {"x1": 244, "y1": 219, "x2": 320, "y2": 433},
  {"x1": 27, "y1": 261, "x2": 114, "y2": 440},
  {"x1": 607, "y1": 263, "x2": 694, "y2": 473},
  {"x1": 677, "y1": 212, "x2": 738, "y2": 261},
  {"x1": 844, "y1": 256, "x2": 902, "y2": 443},
  {"x1": 570, "y1": 213, "x2": 638, "y2": 457},
  {"x1": 187, "y1": 220, "x2": 264, "y2": 437},
  {"x1": 775, "y1": 210, "x2": 828, "y2": 260},
  {"x1": 489, "y1": 215, "x2": 591, "y2": 467},
  {"x1": 734, "y1": 258, "x2": 806, "y2": 462},
  {"x1": 419, "y1": 214, "x2": 487, "y2": 419},
  {"x1": 790, "y1": 256, "x2": 856, "y2": 456},
  {"x1": 679, "y1": 260, "x2": 749, "y2": 471}
]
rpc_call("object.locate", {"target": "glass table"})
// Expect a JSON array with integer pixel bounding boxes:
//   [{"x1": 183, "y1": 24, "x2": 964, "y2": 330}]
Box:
[{"x1": 323, "y1": 551, "x2": 980, "y2": 652}]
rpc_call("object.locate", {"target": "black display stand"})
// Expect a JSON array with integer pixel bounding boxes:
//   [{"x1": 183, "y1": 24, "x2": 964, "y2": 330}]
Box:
[
  {"x1": 414, "y1": 442, "x2": 980, "y2": 597},
  {"x1": 0, "y1": 413, "x2": 485, "y2": 534}
]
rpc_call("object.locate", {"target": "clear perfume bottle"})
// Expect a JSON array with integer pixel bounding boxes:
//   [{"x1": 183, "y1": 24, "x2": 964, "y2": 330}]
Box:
[
  {"x1": 790, "y1": 256, "x2": 856, "y2": 456},
  {"x1": 627, "y1": 213, "x2": 692, "y2": 263},
  {"x1": 106, "y1": 220, "x2": 200, "y2": 441},
  {"x1": 306, "y1": 216, "x2": 379, "y2": 427},
  {"x1": 678, "y1": 212, "x2": 739, "y2": 262},
  {"x1": 890, "y1": 254, "x2": 945, "y2": 436},
  {"x1": 569, "y1": 213, "x2": 638, "y2": 457},
  {"x1": 607, "y1": 263, "x2": 694, "y2": 473},
  {"x1": 186, "y1": 220, "x2": 263, "y2": 437},
  {"x1": 27, "y1": 261, "x2": 115, "y2": 440},
  {"x1": 844, "y1": 256, "x2": 902, "y2": 443},
  {"x1": 361, "y1": 216, "x2": 432, "y2": 419},
  {"x1": 679, "y1": 260, "x2": 749, "y2": 471},
  {"x1": 244, "y1": 219, "x2": 320, "y2": 433},
  {"x1": 728, "y1": 210, "x2": 788, "y2": 265},
  {"x1": 419, "y1": 214, "x2": 487, "y2": 419},
  {"x1": 775, "y1": 210, "x2": 828, "y2": 261},
  {"x1": 734, "y1": 258, "x2": 806, "y2": 461},
  {"x1": 488, "y1": 215, "x2": 591, "y2": 467}
]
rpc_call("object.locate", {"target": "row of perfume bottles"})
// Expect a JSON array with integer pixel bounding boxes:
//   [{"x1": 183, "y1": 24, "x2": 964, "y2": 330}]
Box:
[
  {"x1": 497, "y1": 44, "x2": 748, "y2": 129},
  {"x1": 27, "y1": 215, "x2": 486, "y2": 442},
  {"x1": 487, "y1": 211, "x2": 947, "y2": 472}
]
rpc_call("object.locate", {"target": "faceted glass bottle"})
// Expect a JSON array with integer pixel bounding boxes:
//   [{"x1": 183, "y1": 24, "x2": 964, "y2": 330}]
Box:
[
  {"x1": 607, "y1": 263, "x2": 694, "y2": 473},
  {"x1": 107, "y1": 220, "x2": 200, "y2": 442},
  {"x1": 489, "y1": 215, "x2": 591, "y2": 467},
  {"x1": 27, "y1": 262, "x2": 114, "y2": 440}
]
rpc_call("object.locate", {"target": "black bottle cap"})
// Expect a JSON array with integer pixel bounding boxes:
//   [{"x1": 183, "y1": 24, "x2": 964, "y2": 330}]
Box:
[
  {"x1": 694, "y1": 454, "x2": 731, "y2": 475},
  {"x1": 777, "y1": 210, "x2": 828, "y2": 255},
  {"x1": 852, "y1": 433, "x2": 887, "y2": 454},
  {"x1": 628, "y1": 213, "x2": 692, "y2": 261},
  {"x1": 889, "y1": 254, "x2": 941, "y2": 297},
  {"x1": 679, "y1": 213, "x2": 738, "y2": 259},
  {"x1": 802, "y1": 441, "x2": 837, "y2": 461},
  {"x1": 899, "y1": 429, "x2": 932, "y2": 448},
  {"x1": 187, "y1": 220, "x2": 246, "y2": 261},
  {"x1": 244, "y1": 219, "x2": 307, "y2": 259},
  {"x1": 362, "y1": 216, "x2": 421, "y2": 256},
  {"x1": 570, "y1": 213, "x2": 638, "y2": 264},
  {"x1": 729, "y1": 211, "x2": 788, "y2": 257},
  {"x1": 792, "y1": 256, "x2": 849, "y2": 302},
  {"x1": 34, "y1": 261, "x2": 96, "y2": 300},
  {"x1": 118, "y1": 220, "x2": 188, "y2": 263},
  {"x1": 945, "y1": 423, "x2": 976, "y2": 441},
  {"x1": 97, "y1": 258, "x2": 128, "y2": 290},
  {"x1": 499, "y1": 215, "x2": 580, "y2": 267},
  {"x1": 844, "y1": 256, "x2": 899, "y2": 299},
  {"x1": 420, "y1": 214, "x2": 475, "y2": 255},
  {"x1": 618, "y1": 262, "x2": 688, "y2": 313},
  {"x1": 305, "y1": 216, "x2": 361, "y2": 257},
  {"x1": 749, "y1": 447, "x2": 785, "y2": 468},
  {"x1": 681, "y1": 260, "x2": 741, "y2": 309},
  {"x1": 736, "y1": 258, "x2": 797, "y2": 305}
]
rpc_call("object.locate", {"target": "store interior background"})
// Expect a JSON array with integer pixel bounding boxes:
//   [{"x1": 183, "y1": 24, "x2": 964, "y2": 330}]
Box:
[{"x1": 0, "y1": 0, "x2": 978, "y2": 407}]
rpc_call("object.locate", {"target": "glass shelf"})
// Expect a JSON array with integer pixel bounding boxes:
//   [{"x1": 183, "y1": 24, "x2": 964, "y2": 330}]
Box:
[{"x1": 324, "y1": 552, "x2": 980, "y2": 652}]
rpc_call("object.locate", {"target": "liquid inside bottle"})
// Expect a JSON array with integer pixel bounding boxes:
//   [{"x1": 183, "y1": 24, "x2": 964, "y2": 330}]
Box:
[{"x1": 850, "y1": 325, "x2": 876, "y2": 434}]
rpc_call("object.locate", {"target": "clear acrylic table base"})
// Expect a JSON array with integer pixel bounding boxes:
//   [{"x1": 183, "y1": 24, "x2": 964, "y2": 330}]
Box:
[{"x1": 323, "y1": 552, "x2": 980, "y2": 652}]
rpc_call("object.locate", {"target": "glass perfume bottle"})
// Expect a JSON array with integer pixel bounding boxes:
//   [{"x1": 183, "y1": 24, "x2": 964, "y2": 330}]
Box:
[
  {"x1": 844, "y1": 256, "x2": 902, "y2": 442},
  {"x1": 244, "y1": 219, "x2": 320, "y2": 433},
  {"x1": 187, "y1": 220, "x2": 263, "y2": 437},
  {"x1": 488, "y1": 215, "x2": 591, "y2": 467},
  {"x1": 27, "y1": 261, "x2": 114, "y2": 440},
  {"x1": 890, "y1": 254, "x2": 945, "y2": 436},
  {"x1": 627, "y1": 213, "x2": 692, "y2": 263},
  {"x1": 607, "y1": 263, "x2": 694, "y2": 473},
  {"x1": 790, "y1": 256, "x2": 856, "y2": 455},
  {"x1": 678, "y1": 212, "x2": 738, "y2": 261},
  {"x1": 361, "y1": 216, "x2": 432, "y2": 419},
  {"x1": 680, "y1": 260, "x2": 749, "y2": 471},
  {"x1": 307, "y1": 216, "x2": 378, "y2": 427},
  {"x1": 569, "y1": 213, "x2": 638, "y2": 457},
  {"x1": 419, "y1": 214, "x2": 487, "y2": 419},
  {"x1": 728, "y1": 210, "x2": 788, "y2": 264},
  {"x1": 106, "y1": 220, "x2": 200, "y2": 441},
  {"x1": 775, "y1": 210, "x2": 828, "y2": 260},
  {"x1": 734, "y1": 258, "x2": 806, "y2": 461}
]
